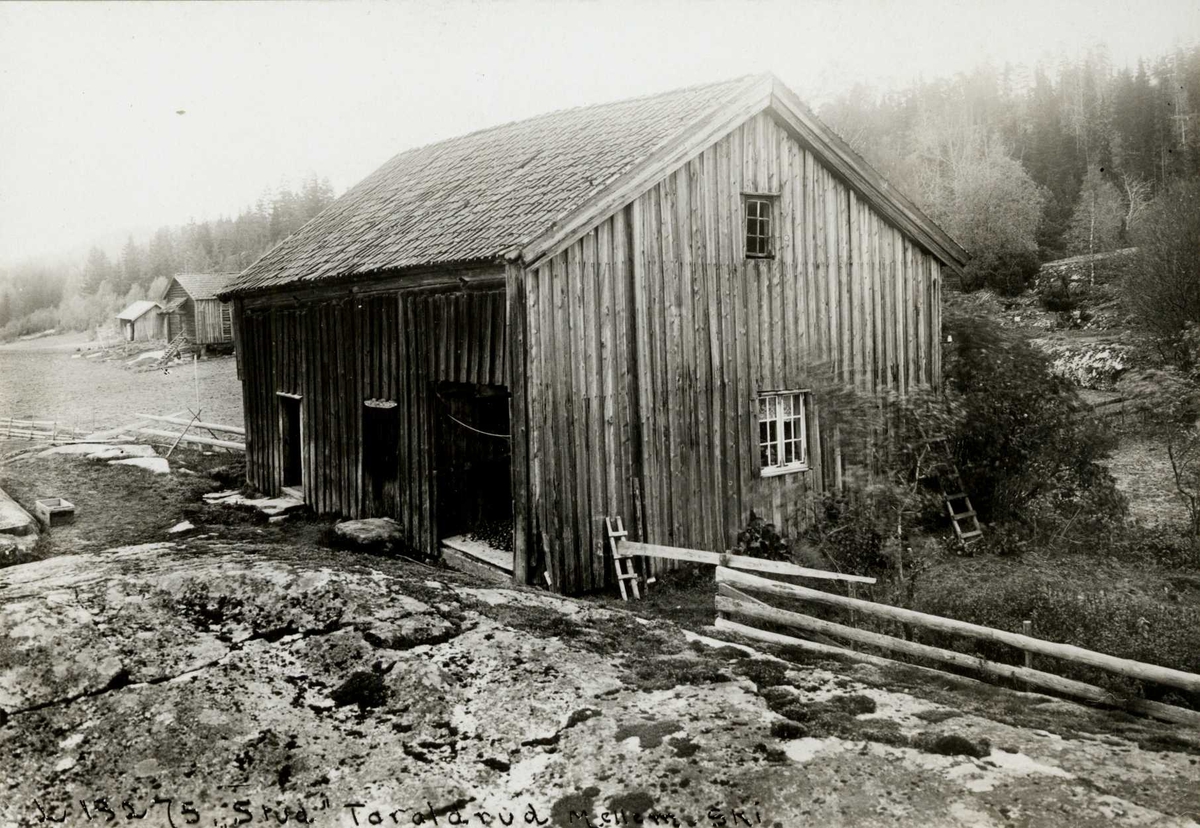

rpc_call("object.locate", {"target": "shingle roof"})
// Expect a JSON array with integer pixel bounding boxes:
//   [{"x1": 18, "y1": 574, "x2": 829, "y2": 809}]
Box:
[
  {"x1": 174, "y1": 273, "x2": 235, "y2": 301},
  {"x1": 223, "y1": 76, "x2": 761, "y2": 296},
  {"x1": 116, "y1": 300, "x2": 161, "y2": 321}
]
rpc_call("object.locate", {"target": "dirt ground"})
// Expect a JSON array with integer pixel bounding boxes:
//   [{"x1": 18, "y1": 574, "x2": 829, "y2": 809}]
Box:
[
  {"x1": 1104, "y1": 435, "x2": 1191, "y2": 527},
  {"x1": 0, "y1": 333, "x2": 243, "y2": 430}
]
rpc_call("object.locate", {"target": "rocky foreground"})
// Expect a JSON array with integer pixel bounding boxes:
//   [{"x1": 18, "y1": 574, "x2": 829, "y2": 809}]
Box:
[{"x1": 1, "y1": 543, "x2": 1198, "y2": 828}]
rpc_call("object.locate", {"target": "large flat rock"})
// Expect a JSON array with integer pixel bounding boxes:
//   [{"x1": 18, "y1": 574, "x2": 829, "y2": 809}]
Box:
[
  {"x1": 0, "y1": 486, "x2": 37, "y2": 537},
  {"x1": 0, "y1": 544, "x2": 1197, "y2": 827}
]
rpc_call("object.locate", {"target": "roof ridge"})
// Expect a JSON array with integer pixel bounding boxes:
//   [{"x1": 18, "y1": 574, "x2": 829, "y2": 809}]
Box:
[
  {"x1": 223, "y1": 72, "x2": 794, "y2": 295},
  {"x1": 378, "y1": 73, "x2": 765, "y2": 165}
]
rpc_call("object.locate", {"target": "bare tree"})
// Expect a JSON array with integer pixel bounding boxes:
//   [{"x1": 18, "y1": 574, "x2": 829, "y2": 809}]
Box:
[{"x1": 1121, "y1": 172, "x2": 1152, "y2": 234}]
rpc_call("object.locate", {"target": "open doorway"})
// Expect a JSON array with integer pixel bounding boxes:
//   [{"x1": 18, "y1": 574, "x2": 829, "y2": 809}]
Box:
[
  {"x1": 278, "y1": 393, "x2": 302, "y2": 493},
  {"x1": 435, "y1": 382, "x2": 512, "y2": 573},
  {"x1": 362, "y1": 399, "x2": 400, "y2": 517}
]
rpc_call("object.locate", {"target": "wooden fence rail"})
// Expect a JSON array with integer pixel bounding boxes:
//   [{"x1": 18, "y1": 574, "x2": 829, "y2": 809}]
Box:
[
  {"x1": 716, "y1": 586, "x2": 1200, "y2": 727},
  {"x1": 623, "y1": 540, "x2": 877, "y2": 584},
  {"x1": 136, "y1": 428, "x2": 245, "y2": 452},
  {"x1": 135, "y1": 413, "x2": 246, "y2": 436},
  {"x1": 0, "y1": 418, "x2": 91, "y2": 442},
  {"x1": 717, "y1": 566, "x2": 1200, "y2": 696}
]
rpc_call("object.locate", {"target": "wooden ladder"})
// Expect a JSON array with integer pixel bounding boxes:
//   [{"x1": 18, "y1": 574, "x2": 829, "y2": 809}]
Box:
[
  {"x1": 604, "y1": 516, "x2": 641, "y2": 600},
  {"x1": 156, "y1": 332, "x2": 190, "y2": 372},
  {"x1": 926, "y1": 435, "x2": 984, "y2": 547}
]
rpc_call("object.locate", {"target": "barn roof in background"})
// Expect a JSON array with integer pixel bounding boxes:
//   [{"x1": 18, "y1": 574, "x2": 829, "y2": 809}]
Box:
[
  {"x1": 223, "y1": 73, "x2": 967, "y2": 298},
  {"x1": 116, "y1": 300, "x2": 161, "y2": 321},
  {"x1": 173, "y1": 273, "x2": 236, "y2": 301}
]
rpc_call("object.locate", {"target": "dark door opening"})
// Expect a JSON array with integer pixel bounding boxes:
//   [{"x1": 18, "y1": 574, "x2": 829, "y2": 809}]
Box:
[
  {"x1": 362, "y1": 400, "x2": 400, "y2": 517},
  {"x1": 279, "y1": 394, "x2": 302, "y2": 489},
  {"x1": 435, "y1": 383, "x2": 512, "y2": 553}
]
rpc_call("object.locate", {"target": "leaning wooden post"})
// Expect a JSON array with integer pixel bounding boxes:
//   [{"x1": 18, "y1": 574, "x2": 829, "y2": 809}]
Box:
[
  {"x1": 166, "y1": 410, "x2": 203, "y2": 459},
  {"x1": 1023, "y1": 620, "x2": 1033, "y2": 669},
  {"x1": 848, "y1": 582, "x2": 858, "y2": 650}
]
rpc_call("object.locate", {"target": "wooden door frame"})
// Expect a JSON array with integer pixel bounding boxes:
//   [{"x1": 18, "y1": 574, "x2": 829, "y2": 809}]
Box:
[
  {"x1": 276, "y1": 391, "x2": 303, "y2": 497},
  {"x1": 361, "y1": 398, "x2": 401, "y2": 518}
]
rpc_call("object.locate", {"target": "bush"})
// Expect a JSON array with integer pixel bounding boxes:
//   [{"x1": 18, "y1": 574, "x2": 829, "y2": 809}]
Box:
[
  {"x1": 734, "y1": 510, "x2": 790, "y2": 561},
  {"x1": 914, "y1": 566, "x2": 1200, "y2": 701},
  {"x1": 803, "y1": 491, "x2": 892, "y2": 575},
  {"x1": 943, "y1": 312, "x2": 1122, "y2": 524},
  {"x1": 1039, "y1": 284, "x2": 1081, "y2": 314},
  {"x1": 1123, "y1": 180, "x2": 1200, "y2": 354},
  {"x1": 960, "y1": 244, "x2": 1041, "y2": 296}
]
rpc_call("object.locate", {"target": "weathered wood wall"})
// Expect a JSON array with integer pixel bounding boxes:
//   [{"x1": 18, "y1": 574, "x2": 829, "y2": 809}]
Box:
[
  {"x1": 164, "y1": 281, "x2": 195, "y2": 341},
  {"x1": 194, "y1": 298, "x2": 234, "y2": 345},
  {"x1": 123, "y1": 310, "x2": 163, "y2": 341},
  {"x1": 164, "y1": 281, "x2": 234, "y2": 345},
  {"x1": 516, "y1": 111, "x2": 943, "y2": 594},
  {"x1": 238, "y1": 287, "x2": 507, "y2": 556},
  {"x1": 236, "y1": 111, "x2": 945, "y2": 596}
]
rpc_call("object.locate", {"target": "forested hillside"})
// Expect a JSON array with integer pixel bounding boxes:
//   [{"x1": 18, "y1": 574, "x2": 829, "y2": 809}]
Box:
[
  {"x1": 819, "y1": 45, "x2": 1200, "y2": 292},
  {"x1": 3, "y1": 44, "x2": 1198, "y2": 342},
  {"x1": 0, "y1": 175, "x2": 335, "y2": 340}
]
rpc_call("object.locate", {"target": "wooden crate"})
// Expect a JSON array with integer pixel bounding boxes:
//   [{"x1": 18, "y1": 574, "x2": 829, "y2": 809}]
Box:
[{"x1": 34, "y1": 497, "x2": 75, "y2": 528}]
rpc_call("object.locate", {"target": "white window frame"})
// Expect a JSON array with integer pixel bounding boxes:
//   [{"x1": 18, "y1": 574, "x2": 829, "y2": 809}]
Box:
[
  {"x1": 757, "y1": 389, "x2": 809, "y2": 477},
  {"x1": 743, "y1": 193, "x2": 777, "y2": 259}
]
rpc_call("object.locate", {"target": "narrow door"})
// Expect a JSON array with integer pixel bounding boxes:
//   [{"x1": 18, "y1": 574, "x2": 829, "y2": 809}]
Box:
[
  {"x1": 362, "y1": 400, "x2": 400, "y2": 516},
  {"x1": 279, "y1": 395, "x2": 302, "y2": 489}
]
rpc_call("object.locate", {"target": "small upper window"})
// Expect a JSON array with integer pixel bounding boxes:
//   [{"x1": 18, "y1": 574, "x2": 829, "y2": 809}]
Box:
[
  {"x1": 744, "y1": 195, "x2": 775, "y2": 259},
  {"x1": 758, "y1": 390, "x2": 808, "y2": 475}
]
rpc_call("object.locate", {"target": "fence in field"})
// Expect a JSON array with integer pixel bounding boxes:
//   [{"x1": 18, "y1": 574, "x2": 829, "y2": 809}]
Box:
[
  {"x1": 132, "y1": 412, "x2": 245, "y2": 453},
  {"x1": 605, "y1": 518, "x2": 1200, "y2": 727},
  {"x1": 0, "y1": 410, "x2": 245, "y2": 454},
  {"x1": 0, "y1": 417, "x2": 94, "y2": 443}
]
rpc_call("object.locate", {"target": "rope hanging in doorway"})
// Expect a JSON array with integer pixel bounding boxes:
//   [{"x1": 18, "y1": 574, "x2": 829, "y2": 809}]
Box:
[{"x1": 434, "y1": 391, "x2": 511, "y2": 440}]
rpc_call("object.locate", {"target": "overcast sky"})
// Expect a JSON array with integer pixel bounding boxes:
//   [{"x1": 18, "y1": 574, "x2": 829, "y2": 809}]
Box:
[{"x1": 1, "y1": 0, "x2": 1197, "y2": 266}]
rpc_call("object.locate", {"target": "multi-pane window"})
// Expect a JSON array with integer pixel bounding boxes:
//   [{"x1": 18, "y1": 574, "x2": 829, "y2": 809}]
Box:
[
  {"x1": 744, "y1": 195, "x2": 774, "y2": 258},
  {"x1": 757, "y1": 390, "x2": 808, "y2": 475},
  {"x1": 220, "y1": 305, "x2": 233, "y2": 339}
]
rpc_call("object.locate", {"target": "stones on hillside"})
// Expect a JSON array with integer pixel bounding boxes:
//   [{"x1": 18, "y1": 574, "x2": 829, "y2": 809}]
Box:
[
  {"x1": 0, "y1": 486, "x2": 38, "y2": 538},
  {"x1": 204, "y1": 490, "x2": 306, "y2": 517},
  {"x1": 0, "y1": 533, "x2": 38, "y2": 556},
  {"x1": 110, "y1": 457, "x2": 171, "y2": 474},
  {"x1": 86, "y1": 445, "x2": 158, "y2": 461},
  {"x1": 38, "y1": 443, "x2": 169, "y2": 474},
  {"x1": 167, "y1": 520, "x2": 195, "y2": 535},
  {"x1": 334, "y1": 518, "x2": 403, "y2": 551}
]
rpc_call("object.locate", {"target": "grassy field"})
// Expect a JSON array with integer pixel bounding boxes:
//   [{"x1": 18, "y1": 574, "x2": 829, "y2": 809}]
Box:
[{"x1": 0, "y1": 335, "x2": 243, "y2": 430}]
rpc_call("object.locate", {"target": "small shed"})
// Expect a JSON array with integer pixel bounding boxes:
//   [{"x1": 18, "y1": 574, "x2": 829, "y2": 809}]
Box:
[
  {"x1": 115, "y1": 300, "x2": 163, "y2": 342},
  {"x1": 160, "y1": 273, "x2": 236, "y2": 347}
]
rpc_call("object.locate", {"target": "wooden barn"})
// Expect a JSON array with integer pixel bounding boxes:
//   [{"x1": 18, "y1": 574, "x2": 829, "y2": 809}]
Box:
[
  {"x1": 160, "y1": 273, "x2": 236, "y2": 348},
  {"x1": 115, "y1": 300, "x2": 163, "y2": 342},
  {"x1": 220, "y1": 73, "x2": 967, "y2": 595}
]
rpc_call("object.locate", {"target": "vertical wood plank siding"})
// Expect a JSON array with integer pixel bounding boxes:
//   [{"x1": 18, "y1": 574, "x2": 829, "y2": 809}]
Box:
[
  {"x1": 236, "y1": 112, "x2": 944, "y2": 596},
  {"x1": 163, "y1": 279, "x2": 234, "y2": 345},
  {"x1": 521, "y1": 112, "x2": 942, "y2": 593},
  {"x1": 238, "y1": 288, "x2": 508, "y2": 558}
]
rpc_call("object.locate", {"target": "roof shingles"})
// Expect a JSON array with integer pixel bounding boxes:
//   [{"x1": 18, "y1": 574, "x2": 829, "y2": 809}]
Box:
[
  {"x1": 174, "y1": 273, "x2": 236, "y2": 301},
  {"x1": 224, "y1": 76, "x2": 758, "y2": 296}
]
